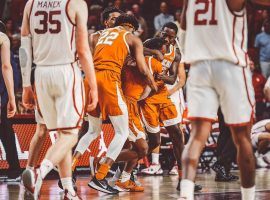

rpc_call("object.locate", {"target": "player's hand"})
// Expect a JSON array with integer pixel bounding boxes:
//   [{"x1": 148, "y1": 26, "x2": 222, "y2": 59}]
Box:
[
  {"x1": 168, "y1": 89, "x2": 174, "y2": 96},
  {"x1": 153, "y1": 50, "x2": 164, "y2": 61},
  {"x1": 22, "y1": 86, "x2": 35, "y2": 110},
  {"x1": 124, "y1": 55, "x2": 136, "y2": 67},
  {"x1": 86, "y1": 89, "x2": 98, "y2": 112},
  {"x1": 7, "y1": 97, "x2": 17, "y2": 118},
  {"x1": 156, "y1": 73, "x2": 166, "y2": 81}
]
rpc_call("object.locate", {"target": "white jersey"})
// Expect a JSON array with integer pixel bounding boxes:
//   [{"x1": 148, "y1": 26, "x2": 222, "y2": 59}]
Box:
[
  {"x1": 252, "y1": 119, "x2": 270, "y2": 135},
  {"x1": 185, "y1": 0, "x2": 248, "y2": 67},
  {"x1": 30, "y1": 0, "x2": 77, "y2": 66}
]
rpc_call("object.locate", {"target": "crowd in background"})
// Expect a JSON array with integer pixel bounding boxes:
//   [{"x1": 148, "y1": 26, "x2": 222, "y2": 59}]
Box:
[{"x1": 0, "y1": 0, "x2": 270, "y2": 121}]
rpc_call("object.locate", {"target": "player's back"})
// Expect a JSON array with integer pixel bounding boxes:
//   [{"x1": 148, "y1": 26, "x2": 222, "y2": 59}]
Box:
[
  {"x1": 185, "y1": 0, "x2": 247, "y2": 67},
  {"x1": 30, "y1": 0, "x2": 77, "y2": 66},
  {"x1": 94, "y1": 26, "x2": 130, "y2": 74}
]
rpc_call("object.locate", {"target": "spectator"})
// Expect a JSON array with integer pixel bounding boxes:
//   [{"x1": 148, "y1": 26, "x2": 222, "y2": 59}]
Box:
[
  {"x1": 132, "y1": 3, "x2": 148, "y2": 40},
  {"x1": 154, "y1": 2, "x2": 174, "y2": 32},
  {"x1": 250, "y1": 59, "x2": 267, "y2": 121},
  {"x1": 255, "y1": 19, "x2": 270, "y2": 78}
]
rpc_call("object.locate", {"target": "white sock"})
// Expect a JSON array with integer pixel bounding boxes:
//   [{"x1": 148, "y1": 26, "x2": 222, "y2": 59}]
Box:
[
  {"x1": 120, "y1": 171, "x2": 131, "y2": 183},
  {"x1": 61, "y1": 177, "x2": 76, "y2": 196},
  {"x1": 152, "y1": 153, "x2": 159, "y2": 164},
  {"x1": 180, "y1": 179, "x2": 194, "y2": 200},
  {"x1": 112, "y1": 167, "x2": 122, "y2": 180},
  {"x1": 241, "y1": 186, "x2": 255, "y2": 200},
  {"x1": 39, "y1": 159, "x2": 54, "y2": 179},
  {"x1": 26, "y1": 166, "x2": 35, "y2": 171}
]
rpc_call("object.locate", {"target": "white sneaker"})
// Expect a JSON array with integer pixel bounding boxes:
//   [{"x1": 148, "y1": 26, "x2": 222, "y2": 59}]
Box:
[
  {"x1": 22, "y1": 168, "x2": 35, "y2": 192},
  {"x1": 141, "y1": 163, "x2": 162, "y2": 175},
  {"x1": 63, "y1": 189, "x2": 82, "y2": 200},
  {"x1": 33, "y1": 169, "x2": 43, "y2": 200},
  {"x1": 169, "y1": 166, "x2": 178, "y2": 175}
]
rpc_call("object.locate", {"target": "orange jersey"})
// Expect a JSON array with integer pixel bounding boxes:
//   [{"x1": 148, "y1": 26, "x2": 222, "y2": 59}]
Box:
[
  {"x1": 144, "y1": 56, "x2": 170, "y2": 104},
  {"x1": 162, "y1": 44, "x2": 176, "y2": 72},
  {"x1": 94, "y1": 26, "x2": 130, "y2": 74}
]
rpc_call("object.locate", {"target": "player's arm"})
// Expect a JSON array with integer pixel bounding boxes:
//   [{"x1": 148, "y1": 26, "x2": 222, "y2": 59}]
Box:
[
  {"x1": 88, "y1": 32, "x2": 99, "y2": 54},
  {"x1": 227, "y1": 0, "x2": 246, "y2": 11},
  {"x1": 127, "y1": 34, "x2": 158, "y2": 92},
  {"x1": 156, "y1": 49, "x2": 181, "y2": 85},
  {"x1": 73, "y1": 0, "x2": 98, "y2": 111},
  {"x1": 167, "y1": 63, "x2": 186, "y2": 96},
  {"x1": 1, "y1": 34, "x2": 16, "y2": 117},
  {"x1": 143, "y1": 47, "x2": 164, "y2": 61},
  {"x1": 20, "y1": 0, "x2": 35, "y2": 110}
]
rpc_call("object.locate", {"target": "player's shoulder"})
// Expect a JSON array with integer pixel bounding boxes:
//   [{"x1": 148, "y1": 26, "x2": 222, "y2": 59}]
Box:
[{"x1": 69, "y1": 0, "x2": 87, "y2": 11}]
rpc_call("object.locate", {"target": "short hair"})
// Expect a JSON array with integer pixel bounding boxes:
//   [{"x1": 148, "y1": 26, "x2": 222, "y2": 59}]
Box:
[
  {"x1": 0, "y1": 20, "x2": 7, "y2": 34},
  {"x1": 143, "y1": 37, "x2": 166, "y2": 50},
  {"x1": 114, "y1": 14, "x2": 139, "y2": 30},
  {"x1": 162, "y1": 22, "x2": 178, "y2": 34},
  {"x1": 101, "y1": 6, "x2": 123, "y2": 23}
]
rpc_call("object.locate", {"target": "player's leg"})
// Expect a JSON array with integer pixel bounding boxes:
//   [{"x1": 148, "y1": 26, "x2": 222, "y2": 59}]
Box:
[
  {"x1": 230, "y1": 126, "x2": 256, "y2": 199},
  {"x1": 215, "y1": 61, "x2": 256, "y2": 200},
  {"x1": 72, "y1": 115, "x2": 102, "y2": 171},
  {"x1": 22, "y1": 123, "x2": 47, "y2": 191},
  {"x1": 180, "y1": 61, "x2": 219, "y2": 200}
]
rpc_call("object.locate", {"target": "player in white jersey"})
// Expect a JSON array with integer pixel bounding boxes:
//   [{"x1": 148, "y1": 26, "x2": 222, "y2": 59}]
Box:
[
  {"x1": 20, "y1": 0, "x2": 98, "y2": 199},
  {"x1": 179, "y1": 1, "x2": 256, "y2": 200},
  {"x1": 264, "y1": 77, "x2": 270, "y2": 101},
  {"x1": 251, "y1": 119, "x2": 270, "y2": 167},
  {"x1": 0, "y1": 21, "x2": 16, "y2": 119}
]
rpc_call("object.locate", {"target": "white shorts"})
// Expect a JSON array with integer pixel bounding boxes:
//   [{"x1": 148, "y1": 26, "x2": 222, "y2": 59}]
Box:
[
  {"x1": 35, "y1": 63, "x2": 84, "y2": 132},
  {"x1": 169, "y1": 88, "x2": 185, "y2": 124},
  {"x1": 187, "y1": 60, "x2": 255, "y2": 126}
]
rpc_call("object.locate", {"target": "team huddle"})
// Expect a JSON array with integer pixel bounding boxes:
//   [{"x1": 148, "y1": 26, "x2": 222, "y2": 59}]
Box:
[{"x1": 17, "y1": 0, "x2": 256, "y2": 200}]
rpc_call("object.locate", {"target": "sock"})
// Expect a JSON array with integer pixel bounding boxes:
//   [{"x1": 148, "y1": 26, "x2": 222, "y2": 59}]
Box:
[
  {"x1": 120, "y1": 171, "x2": 131, "y2": 183},
  {"x1": 95, "y1": 163, "x2": 110, "y2": 180},
  {"x1": 61, "y1": 177, "x2": 76, "y2": 196},
  {"x1": 180, "y1": 179, "x2": 195, "y2": 200},
  {"x1": 241, "y1": 186, "x2": 255, "y2": 200},
  {"x1": 152, "y1": 153, "x2": 159, "y2": 164},
  {"x1": 39, "y1": 159, "x2": 54, "y2": 179},
  {"x1": 72, "y1": 158, "x2": 79, "y2": 172},
  {"x1": 26, "y1": 166, "x2": 35, "y2": 171}
]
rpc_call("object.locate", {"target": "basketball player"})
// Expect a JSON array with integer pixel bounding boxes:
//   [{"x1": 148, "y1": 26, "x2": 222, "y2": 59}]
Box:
[
  {"x1": 20, "y1": 0, "x2": 98, "y2": 199},
  {"x1": 251, "y1": 119, "x2": 270, "y2": 167},
  {"x1": 113, "y1": 38, "x2": 167, "y2": 192},
  {"x1": 86, "y1": 14, "x2": 157, "y2": 194},
  {"x1": 179, "y1": 1, "x2": 256, "y2": 200},
  {"x1": 264, "y1": 76, "x2": 270, "y2": 101},
  {"x1": 71, "y1": 6, "x2": 123, "y2": 171},
  {"x1": 0, "y1": 21, "x2": 16, "y2": 119}
]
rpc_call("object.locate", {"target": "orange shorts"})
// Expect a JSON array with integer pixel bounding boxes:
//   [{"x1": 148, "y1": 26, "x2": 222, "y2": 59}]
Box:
[
  {"x1": 140, "y1": 101, "x2": 178, "y2": 133},
  {"x1": 126, "y1": 97, "x2": 146, "y2": 142},
  {"x1": 89, "y1": 70, "x2": 127, "y2": 120}
]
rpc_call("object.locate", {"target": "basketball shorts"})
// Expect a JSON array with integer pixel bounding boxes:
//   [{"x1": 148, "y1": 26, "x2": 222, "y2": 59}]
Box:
[
  {"x1": 187, "y1": 60, "x2": 255, "y2": 126},
  {"x1": 140, "y1": 101, "x2": 178, "y2": 134},
  {"x1": 169, "y1": 88, "x2": 185, "y2": 124},
  {"x1": 125, "y1": 97, "x2": 146, "y2": 142},
  {"x1": 89, "y1": 70, "x2": 127, "y2": 120},
  {"x1": 35, "y1": 63, "x2": 84, "y2": 132}
]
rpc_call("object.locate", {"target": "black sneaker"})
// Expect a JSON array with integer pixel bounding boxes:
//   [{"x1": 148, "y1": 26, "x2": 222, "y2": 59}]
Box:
[
  {"x1": 58, "y1": 176, "x2": 77, "y2": 191},
  {"x1": 215, "y1": 172, "x2": 239, "y2": 182},
  {"x1": 176, "y1": 180, "x2": 202, "y2": 192},
  {"x1": 226, "y1": 173, "x2": 239, "y2": 181},
  {"x1": 88, "y1": 176, "x2": 119, "y2": 194}
]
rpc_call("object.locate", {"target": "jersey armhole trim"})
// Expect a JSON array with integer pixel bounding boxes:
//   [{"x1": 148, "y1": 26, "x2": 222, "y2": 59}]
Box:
[
  {"x1": 148, "y1": 56, "x2": 153, "y2": 74},
  {"x1": 123, "y1": 32, "x2": 130, "y2": 54},
  {"x1": 66, "y1": 0, "x2": 76, "y2": 26},
  {"x1": 225, "y1": 0, "x2": 245, "y2": 17}
]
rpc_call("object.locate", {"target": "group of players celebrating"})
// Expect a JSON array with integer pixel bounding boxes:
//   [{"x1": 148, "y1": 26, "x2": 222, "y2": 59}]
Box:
[{"x1": 17, "y1": 0, "x2": 256, "y2": 200}]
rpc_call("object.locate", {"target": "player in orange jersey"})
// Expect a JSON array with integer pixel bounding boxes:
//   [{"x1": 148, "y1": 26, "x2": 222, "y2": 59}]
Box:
[
  {"x1": 87, "y1": 14, "x2": 157, "y2": 194},
  {"x1": 113, "y1": 38, "x2": 167, "y2": 192},
  {"x1": 71, "y1": 6, "x2": 123, "y2": 175}
]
